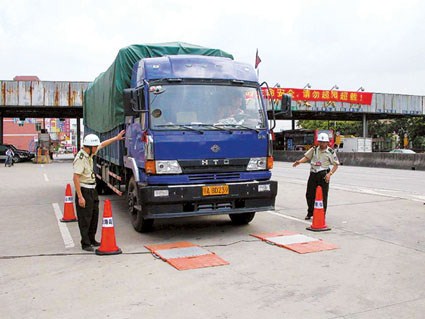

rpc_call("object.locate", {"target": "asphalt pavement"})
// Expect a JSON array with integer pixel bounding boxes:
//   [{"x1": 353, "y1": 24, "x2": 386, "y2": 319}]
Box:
[{"x1": 1, "y1": 158, "x2": 425, "y2": 319}]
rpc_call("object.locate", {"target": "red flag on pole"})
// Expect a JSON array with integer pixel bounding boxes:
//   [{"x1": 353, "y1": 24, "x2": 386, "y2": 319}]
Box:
[{"x1": 255, "y1": 49, "x2": 262, "y2": 69}]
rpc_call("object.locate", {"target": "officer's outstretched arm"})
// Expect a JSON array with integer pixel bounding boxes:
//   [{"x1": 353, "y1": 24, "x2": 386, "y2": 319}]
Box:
[
  {"x1": 100, "y1": 130, "x2": 125, "y2": 149},
  {"x1": 293, "y1": 156, "x2": 309, "y2": 167}
]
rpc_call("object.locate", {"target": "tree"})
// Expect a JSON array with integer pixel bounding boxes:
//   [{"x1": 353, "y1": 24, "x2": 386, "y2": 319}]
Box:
[
  {"x1": 405, "y1": 117, "x2": 425, "y2": 150},
  {"x1": 297, "y1": 120, "x2": 362, "y2": 135}
]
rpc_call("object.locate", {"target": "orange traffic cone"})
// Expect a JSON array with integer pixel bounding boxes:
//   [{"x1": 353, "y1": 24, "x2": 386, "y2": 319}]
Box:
[
  {"x1": 95, "y1": 199, "x2": 122, "y2": 255},
  {"x1": 306, "y1": 186, "x2": 331, "y2": 232},
  {"x1": 61, "y1": 184, "x2": 77, "y2": 222}
]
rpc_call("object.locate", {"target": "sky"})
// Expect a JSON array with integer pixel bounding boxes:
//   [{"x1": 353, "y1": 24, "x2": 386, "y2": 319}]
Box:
[{"x1": 1, "y1": 0, "x2": 425, "y2": 96}]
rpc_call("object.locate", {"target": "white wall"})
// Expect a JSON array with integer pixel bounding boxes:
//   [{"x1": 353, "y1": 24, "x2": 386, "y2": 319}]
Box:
[{"x1": 273, "y1": 120, "x2": 297, "y2": 132}]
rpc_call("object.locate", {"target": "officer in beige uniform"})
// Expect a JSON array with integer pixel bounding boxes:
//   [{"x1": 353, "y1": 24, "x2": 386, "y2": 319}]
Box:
[
  {"x1": 73, "y1": 131, "x2": 125, "y2": 252},
  {"x1": 293, "y1": 132, "x2": 339, "y2": 220}
]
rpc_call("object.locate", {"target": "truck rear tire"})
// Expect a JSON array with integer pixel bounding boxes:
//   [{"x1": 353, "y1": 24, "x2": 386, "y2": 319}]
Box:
[
  {"x1": 229, "y1": 212, "x2": 255, "y2": 225},
  {"x1": 127, "y1": 176, "x2": 154, "y2": 232}
]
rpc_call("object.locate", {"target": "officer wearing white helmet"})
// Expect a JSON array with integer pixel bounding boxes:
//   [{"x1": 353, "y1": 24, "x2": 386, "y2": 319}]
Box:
[
  {"x1": 292, "y1": 132, "x2": 339, "y2": 220},
  {"x1": 73, "y1": 130, "x2": 125, "y2": 252}
]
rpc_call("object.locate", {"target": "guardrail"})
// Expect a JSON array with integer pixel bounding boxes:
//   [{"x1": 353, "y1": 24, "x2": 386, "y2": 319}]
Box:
[{"x1": 274, "y1": 150, "x2": 425, "y2": 171}]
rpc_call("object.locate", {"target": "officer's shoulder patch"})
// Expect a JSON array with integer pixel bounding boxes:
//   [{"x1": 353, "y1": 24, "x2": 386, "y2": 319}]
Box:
[
  {"x1": 328, "y1": 147, "x2": 335, "y2": 154},
  {"x1": 75, "y1": 151, "x2": 85, "y2": 160}
]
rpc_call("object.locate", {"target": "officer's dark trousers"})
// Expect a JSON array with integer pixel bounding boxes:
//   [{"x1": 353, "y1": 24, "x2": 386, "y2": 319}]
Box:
[
  {"x1": 305, "y1": 170, "x2": 329, "y2": 217},
  {"x1": 75, "y1": 188, "x2": 99, "y2": 247}
]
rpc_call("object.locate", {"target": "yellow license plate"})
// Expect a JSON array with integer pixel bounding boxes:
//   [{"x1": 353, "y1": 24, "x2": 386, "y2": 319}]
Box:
[{"x1": 202, "y1": 185, "x2": 229, "y2": 196}]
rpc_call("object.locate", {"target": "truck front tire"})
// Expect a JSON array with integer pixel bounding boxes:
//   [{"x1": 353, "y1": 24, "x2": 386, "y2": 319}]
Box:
[
  {"x1": 127, "y1": 176, "x2": 154, "y2": 232},
  {"x1": 229, "y1": 212, "x2": 256, "y2": 225}
]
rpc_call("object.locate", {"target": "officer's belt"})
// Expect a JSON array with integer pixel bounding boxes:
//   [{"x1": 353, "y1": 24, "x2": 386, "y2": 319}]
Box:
[
  {"x1": 81, "y1": 182, "x2": 96, "y2": 189},
  {"x1": 310, "y1": 169, "x2": 330, "y2": 174}
]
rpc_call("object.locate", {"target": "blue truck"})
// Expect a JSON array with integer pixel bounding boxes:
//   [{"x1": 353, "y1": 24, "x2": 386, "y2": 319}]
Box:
[{"x1": 84, "y1": 42, "x2": 290, "y2": 232}]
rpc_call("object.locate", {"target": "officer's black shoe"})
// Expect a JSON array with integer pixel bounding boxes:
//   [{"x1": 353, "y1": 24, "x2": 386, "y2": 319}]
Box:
[
  {"x1": 91, "y1": 240, "x2": 101, "y2": 247},
  {"x1": 82, "y1": 245, "x2": 94, "y2": 252},
  {"x1": 304, "y1": 215, "x2": 312, "y2": 220}
]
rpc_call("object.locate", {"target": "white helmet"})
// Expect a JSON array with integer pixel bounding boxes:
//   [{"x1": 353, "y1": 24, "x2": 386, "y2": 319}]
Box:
[
  {"x1": 83, "y1": 134, "x2": 101, "y2": 146},
  {"x1": 317, "y1": 132, "x2": 330, "y2": 142}
]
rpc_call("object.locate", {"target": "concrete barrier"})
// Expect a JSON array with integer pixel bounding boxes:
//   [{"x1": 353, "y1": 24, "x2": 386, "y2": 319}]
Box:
[{"x1": 274, "y1": 150, "x2": 425, "y2": 171}]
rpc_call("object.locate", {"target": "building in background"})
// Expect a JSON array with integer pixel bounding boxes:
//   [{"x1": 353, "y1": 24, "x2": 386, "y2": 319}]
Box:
[
  {"x1": 3, "y1": 118, "x2": 40, "y2": 151},
  {"x1": 3, "y1": 117, "x2": 76, "y2": 153}
]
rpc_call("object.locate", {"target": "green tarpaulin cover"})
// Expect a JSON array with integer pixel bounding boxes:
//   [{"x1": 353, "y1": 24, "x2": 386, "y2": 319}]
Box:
[{"x1": 84, "y1": 42, "x2": 233, "y2": 133}]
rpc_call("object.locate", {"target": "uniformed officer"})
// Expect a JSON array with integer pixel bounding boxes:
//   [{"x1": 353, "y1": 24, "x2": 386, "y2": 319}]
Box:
[
  {"x1": 73, "y1": 130, "x2": 125, "y2": 252},
  {"x1": 292, "y1": 132, "x2": 339, "y2": 220}
]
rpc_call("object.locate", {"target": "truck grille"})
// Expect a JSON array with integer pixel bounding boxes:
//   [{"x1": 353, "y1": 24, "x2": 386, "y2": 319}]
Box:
[
  {"x1": 188, "y1": 172, "x2": 241, "y2": 181},
  {"x1": 179, "y1": 158, "x2": 249, "y2": 175}
]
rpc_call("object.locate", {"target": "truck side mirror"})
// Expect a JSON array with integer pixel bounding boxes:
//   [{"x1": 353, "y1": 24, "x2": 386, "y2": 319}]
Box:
[
  {"x1": 123, "y1": 89, "x2": 137, "y2": 116},
  {"x1": 280, "y1": 94, "x2": 292, "y2": 116},
  {"x1": 123, "y1": 88, "x2": 145, "y2": 116}
]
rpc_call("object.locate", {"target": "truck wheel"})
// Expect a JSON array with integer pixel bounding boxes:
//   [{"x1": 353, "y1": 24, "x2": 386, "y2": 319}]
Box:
[
  {"x1": 229, "y1": 212, "x2": 256, "y2": 225},
  {"x1": 127, "y1": 177, "x2": 154, "y2": 232}
]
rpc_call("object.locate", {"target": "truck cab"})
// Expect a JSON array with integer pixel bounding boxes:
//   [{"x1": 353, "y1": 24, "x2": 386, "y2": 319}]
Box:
[{"x1": 122, "y1": 55, "x2": 278, "y2": 231}]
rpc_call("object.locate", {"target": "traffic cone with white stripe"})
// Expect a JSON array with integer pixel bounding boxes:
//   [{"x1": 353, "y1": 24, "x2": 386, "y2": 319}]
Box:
[
  {"x1": 95, "y1": 199, "x2": 122, "y2": 255},
  {"x1": 306, "y1": 186, "x2": 331, "y2": 232},
  {"x1": 61, "y1": 184, "x2": 77, "y2": 222}
]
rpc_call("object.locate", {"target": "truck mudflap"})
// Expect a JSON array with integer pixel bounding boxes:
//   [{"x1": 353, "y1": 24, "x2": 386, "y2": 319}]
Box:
[{"x1": 137, "y1": 180, "x2": 278, "y2": 219}]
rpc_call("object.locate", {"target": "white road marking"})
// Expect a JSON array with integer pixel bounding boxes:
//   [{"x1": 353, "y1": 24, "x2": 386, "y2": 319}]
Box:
[
  {"x1": 332, "y1": 184, "x2": 425, "y2": 203},
  {"x1": 266, "y1": 211, "x2": 311, "y2": 225},
  {"x1": 283, "y1": 178, "x2": 425, "y2": 203},
  {"x1": 43, "y1": 173, "x2": 49, "y2": 182},
  {"x1": 52, "y1": 203, "x2": 75, "y2": 248}
]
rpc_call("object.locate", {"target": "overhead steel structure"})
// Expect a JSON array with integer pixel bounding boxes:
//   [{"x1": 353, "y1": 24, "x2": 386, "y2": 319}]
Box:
[
  {"x1": 265, "y1": 87, "x2": 425, "y2": 137},
  {"x1": 1, "y1": 80, "x2": 424, "y2": 145},
  {"x1": 0, "y1": 80, "x2": 89, "y2": 147}
]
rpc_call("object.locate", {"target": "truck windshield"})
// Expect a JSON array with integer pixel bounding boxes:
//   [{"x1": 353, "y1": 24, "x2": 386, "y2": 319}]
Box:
[{"x1": 149, "y1": 84, "x2": 266, "y2": 131}]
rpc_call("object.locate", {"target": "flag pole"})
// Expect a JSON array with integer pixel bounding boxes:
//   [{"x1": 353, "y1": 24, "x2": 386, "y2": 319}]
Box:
[{"x1": 255, "y1": 48, "x2": 261, "y2": 80}]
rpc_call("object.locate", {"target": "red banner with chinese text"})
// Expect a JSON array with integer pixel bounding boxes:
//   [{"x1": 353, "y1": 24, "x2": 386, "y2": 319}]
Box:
[{"x1": 261, "y1": 88, "x2": 373, "y2": 105}]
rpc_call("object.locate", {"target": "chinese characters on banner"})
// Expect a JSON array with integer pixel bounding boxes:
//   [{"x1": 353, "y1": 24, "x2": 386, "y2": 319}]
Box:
[{"x1": 261, "y1": 88, "x2": 373, "y2": 105}]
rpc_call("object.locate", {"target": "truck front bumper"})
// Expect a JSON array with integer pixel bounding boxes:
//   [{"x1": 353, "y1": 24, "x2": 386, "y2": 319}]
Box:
[{"x1": 137, "y1": 180, "x2": 278, "y2": 219}]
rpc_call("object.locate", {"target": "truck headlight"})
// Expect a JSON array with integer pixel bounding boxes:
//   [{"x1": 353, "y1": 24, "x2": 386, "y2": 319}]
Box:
[
  {"x1": 155, "y1": 160, "x2": 182, "y2": 174},
  {"x1": 247, "y1": 157, "x2": 267, "y2": 171}
]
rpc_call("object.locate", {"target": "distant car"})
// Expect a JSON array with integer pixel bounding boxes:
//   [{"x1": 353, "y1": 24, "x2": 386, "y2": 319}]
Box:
[
  {"x1": 0, "y1": 144, "x2": 35, "y2": 162},
  {"x1": 389, "y1": 149, "x2": 416, "y2": 154}
]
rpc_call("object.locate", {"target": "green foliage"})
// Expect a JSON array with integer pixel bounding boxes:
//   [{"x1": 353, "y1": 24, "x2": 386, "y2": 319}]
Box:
[
  {"x1": 297, "y1": 120, "x2": 362, "y2": 135},
  {"x1": 413, "y1": 136, "x2": 425, "y2": 149},
  {"x1": 296, "y1": 120, "x2": 328, "y2": 130}
]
